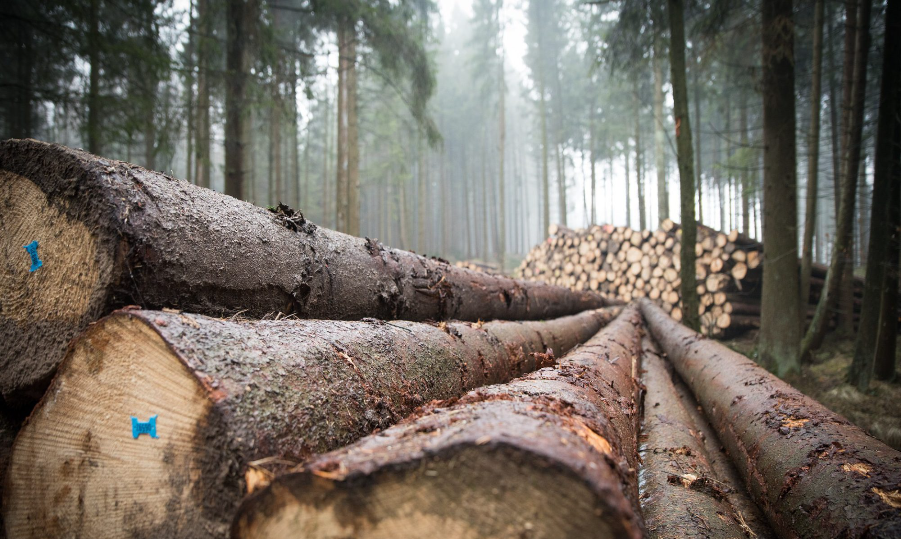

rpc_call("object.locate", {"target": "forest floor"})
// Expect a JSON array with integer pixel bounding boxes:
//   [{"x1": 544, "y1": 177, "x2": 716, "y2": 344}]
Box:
[{"x1": 724, "y1": 331, "x2": 901, "y2": 451}]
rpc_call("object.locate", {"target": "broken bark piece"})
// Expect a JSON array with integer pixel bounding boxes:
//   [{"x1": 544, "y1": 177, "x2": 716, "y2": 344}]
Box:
[
  {"x1": 0, "y1": 139, "x2": 610, "y2": 408},
  {"x1": 640, "y1": 299, "x2": 901, "y2": 539},
  {"x1": 231, "y1": 307, "x2": 647, "y2": 539},
  {"x1": 3, "y1": 307, "x2": 616, "y2": 539},
  {"x1": 640, "y1": 335, "x2": 753, "y2": 538}
]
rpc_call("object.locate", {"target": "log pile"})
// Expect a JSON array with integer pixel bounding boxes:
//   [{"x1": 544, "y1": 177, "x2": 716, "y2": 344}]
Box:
[
  {"x1": 516, "y1": 220, "x2": 865, "y2": 338},
  {"x1": 453, "y1": 259, "x2": 502, "y2": 275},
  {"x1": 4, "y1": 142, "x2": 900, "y2": 539},
  {"x1": 232, "y1": 306, "x2": 646, "y2": 539}
]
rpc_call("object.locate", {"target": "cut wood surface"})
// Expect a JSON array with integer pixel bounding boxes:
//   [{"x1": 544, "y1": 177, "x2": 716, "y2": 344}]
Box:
[
  {"x1": 639, "y1": 335, "x2": 754, "y2": 538},
  {"x1": 0, "y1": 140, "x2": 608, "y2": 408},
  {"x1": 3, "y1": 307, "x2": 616, "y2": 539},
  {"x1": 231, "y1": 307, "x2": 647, "y2": 539},
  {"x1": 640, "y1": 299, "x2": 901, "y2": 539}
]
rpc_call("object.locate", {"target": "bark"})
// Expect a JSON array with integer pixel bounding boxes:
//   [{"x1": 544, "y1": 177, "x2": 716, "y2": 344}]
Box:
[
  {"x1": 874, "y1": 169, "x2": 900, "y2": 381},
  {"x1": 860, "y1": 0, "x2": 901, "y2": 382},
  {"x1": 640, "y1": 299, "x2": 901, "y2": 539},
  {"x1": 802, "y1": 0, "x2": 872, "y2": 361},
  {"x1": 800, "y1": 0, "x2": 825, "y2": 330},
  {"x1": 739, "y1": 90, "x2": 749, "y2": 235},
  {"x1": 540, "y1": 75, "x2": 550, "y2": 237},
  {"x1": 652, "y1": 34, "x2": 669, "y2": 223},
  {"x1": 693, "y1": 59, "x2": 704, "y2": 226},
  {"x1": 346, "y1": 28, "x2": 360, "y2": 237},
  {"x1": 633, "y1": 74, "x2": 647, "y2": 231},
  {"x1": 640, "y1": 336, "x2": 755, "y2": 538},
  {"x1": 759, "y1": 0, "x2": 801, "y2": 375},
  {"x1": 497, "y1": 49, "x2": 506, "y2": 270},
  {"x1": 194, "y1": 0, "x2": 211, "y2": 189},
  {"x1": 232, "y1": 307, "x2": 645, "y2": 539},
  {"x1": 0, "y1": 140, "x2": 611, "y2": 408},
  {"x1": 335, "y1": 19, "x2": 349, "y2": 232},
  {"x1": 667, "y1": 0, "x2": 699, "y2": 332},
  {"x1": 4, "y1": 307, "x2": 616, "y2": 538},
  {"x1": 657, "y1": 340, "x2": 776, "y2": 539},
  {"x1": 225, "y1": 0, "x2": 255, "y2": 200},
  {"x1": 87, "y1": 0, "x2": 101, "y2": 155}
]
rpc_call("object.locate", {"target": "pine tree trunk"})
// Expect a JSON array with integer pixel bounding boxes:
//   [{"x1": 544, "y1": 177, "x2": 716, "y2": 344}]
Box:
[
  {"x1": 335, "y1": 19, "x2": 349, "y2": 232},
  {"x1": 87, "y1": 0, "x2": 101, "y2": 155},
  {"x1": 641, "y1": 299, "x2": 901, "y2": 539},
  {"x1": 5, "y1": 307, "x2": 617, "y2": 538},
  {"x1": 347, "y1": 29, "x2": 360, "y2": 237},
  {"x1": 497, "y1": 53, "x2": 506, "y2": 270},
  {"x1": 232, "y1": 307, "x2": 645, "y2": 539},
  {"x1": 855, "y1": 0, "x2": 901, "y2": 385},
  {"x1": 800, "y1": 0, "x2": 825, "y2": 329},
  {"x1": 693, "y1": 59, "x2": 704, "y2": 226},
  {"x1": 194, "y1": 0, "x2": 211, "y2": 189},
  {"x1": 633, "y1": 75, "x2": 647, "y2": 231},
  {"x1": 668, "y1": 0, "x2": 699, "y2": 332},
  {"x1": 652, "y1": 37, "x2": 668, "y2": 222},
  {"x1": 759, "y1": 0, "x2": 801, "y2": 375},
  {"x1": 540, "y1": 80, "x2": 550, "y2": 236},
  {"x1": 802, "y1": 0, "x2": 872, "y2": 361},
  {"x1": 225, "y1": 0, "x2": 254, "y2": 200},
  {"x1": 185, "y1": 0, "x2": 195, "y2": 185}
]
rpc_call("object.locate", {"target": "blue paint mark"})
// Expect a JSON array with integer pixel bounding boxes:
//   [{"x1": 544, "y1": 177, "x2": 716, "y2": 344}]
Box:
[
  {"x1": 23, "y1": 241, "x2": 42, "y2": 272},
  {"x1": 131, "y1": 415, "x2": 158, "y2": 439}
]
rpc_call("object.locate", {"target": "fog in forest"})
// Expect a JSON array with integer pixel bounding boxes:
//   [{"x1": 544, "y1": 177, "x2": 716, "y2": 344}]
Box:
[{"x1": 0, "y1": 0, "x2": 886, "y2": 270}]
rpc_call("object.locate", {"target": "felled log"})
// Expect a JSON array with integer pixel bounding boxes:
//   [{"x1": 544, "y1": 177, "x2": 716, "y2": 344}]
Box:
[
  {"x1": 231, "y1": 307, "x2": 646, "y2": 539},
  {"x1": 639, "y1": 336, "x2": 751, "y2": 538},
  {"x1": 661, "y1": 342, "x2": 776, "y2": 539},
  {"x1": 3, "y1": 307, "x2": 616, "y2": 539},
  {"x1": 640, "y1": 299, "x2": 901, "y2": 539},
  {"x1": 0, "y1": 139, "x2": 608, "y2": 408}
]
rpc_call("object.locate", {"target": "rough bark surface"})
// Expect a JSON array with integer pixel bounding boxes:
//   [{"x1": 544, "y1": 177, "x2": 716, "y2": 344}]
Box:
[
  {"x1": 759, "y1": 0, "x2": 801, "y2": 375},
  {"x1": 640, "y1": 299, "x2": 901, "y2": 539},
  {"x1": 640, "y1": 335, "x2": 755, "y2": 539},
  {"x1": 3, "y1": 307, "x2": 615, "y2": 539},
  {"x1": 0, "y1": 139, "x2": 609, "y2": 408},
  {"x1": 232, "y1": 307, "x2": 646, "y2": 539}
]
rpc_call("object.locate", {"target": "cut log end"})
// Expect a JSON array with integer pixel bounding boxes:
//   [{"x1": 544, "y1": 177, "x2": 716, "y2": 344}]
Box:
[
  {"x1": 234, "y1": 442, "x2": 627, "y2": 539},
  {"x1": 0, "y1": 170, "x2": 108, "y2": 405},
  {"x1": 4, "y1": 315, "x2": 221, "y2": 539}
]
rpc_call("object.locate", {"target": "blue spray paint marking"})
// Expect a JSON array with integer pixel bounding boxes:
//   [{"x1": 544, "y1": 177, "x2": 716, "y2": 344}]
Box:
[
  {"x1": 23, "y1": 241, "x2": 42, "y2": 272},
  {"x1": 131, "y1": 415, "x2": 158, "y2": 439}
]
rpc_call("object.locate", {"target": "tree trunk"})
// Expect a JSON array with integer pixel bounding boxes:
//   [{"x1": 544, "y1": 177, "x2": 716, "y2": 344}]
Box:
[
  {"x1": 800, "y1": 0, "x2": 825, "y2": 329},
  {"x1": 653, "y1": 36, "x2": 668, "y2": 223},
  {"x1": 540, "y1": 77, "x2": 550, "y2": 237},
  {"x1": 640, "y1": 299, "x2": 901, "y2": 539},
  {"x1": 335, "y1": 19, "x2": 349, "y2": 232},
  {"x1": 693, "y1": 58, "x2": 704, "y2": 226},
  {"x1": 0, "y1": 140, "x2": 614, "y2": 409},
  {"x1": 194, "y1": 0, "x2": 211, "y2": 189},
  {"x1": 633, "y1": 75, "x2": 647, "y2": 231},
  {"x1": 802, "y1": 0, "x2": 872, "y2": 361},
  {"x1": 625, "y1": 142, "x2": 631, "y2": 228},
  {"x1": 759, "y1": 0, "x2": 801, "y2": 375},
  {"x1": 87, "y1": 0, "x2": 101, "y2": 155},
  {"x1": 668, "y1": 0, "x2": 699, "y2": 332},
  {"x1": 346, "y1": 28, "x2": 360, "y2": 237},
  {"x1": 225, "y1": 0, "x2": 254, "y2": 200},
  {"x1": 185, "y1": 0, "x2": 195, "y2": 185},
  {"x1": 232, "y1": 307, "x2": 645, "y2": 539},
  {"x1": 874, "y1": 170, "x2": 900, "y2": 381},
  {"x1": 497, "y1": 52, "x2": 506, "y2": 270},
  {"x1": 5, "y1": 307, "x2": 617, "y2": 538},
  {"x1": 640, "y1": 336, "x2": 757, "y2": 538}
]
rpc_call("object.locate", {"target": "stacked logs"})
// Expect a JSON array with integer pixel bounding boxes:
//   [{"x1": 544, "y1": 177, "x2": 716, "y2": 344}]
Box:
[{"x1": 516, "y1": 219, "x2": 865, "y2": 338}]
